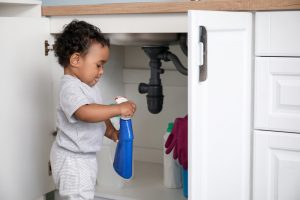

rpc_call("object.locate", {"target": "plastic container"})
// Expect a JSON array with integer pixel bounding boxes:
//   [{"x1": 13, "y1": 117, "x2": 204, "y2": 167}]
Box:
[
  {"x1": 182, "y1": 168, "x2": 188, "y2": 198},
  {"x1": 113, "y1": 118, "x2": 134, "y2": 179},
  {"x1": 163, "y1": 122, "x2": 182, "y2": 188},
  {"x1": 113, "y1": 97, "x2": 134, "y2": 179}
]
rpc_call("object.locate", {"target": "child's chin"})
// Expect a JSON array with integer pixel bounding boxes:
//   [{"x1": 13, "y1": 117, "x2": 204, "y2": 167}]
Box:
[{"x1": 90, "y1": 81, "x2": 98, "y2": 87}]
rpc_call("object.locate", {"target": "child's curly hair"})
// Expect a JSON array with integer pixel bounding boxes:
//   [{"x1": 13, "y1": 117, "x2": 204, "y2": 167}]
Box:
[{"x1": 54, "y1": 20, "x2": 110, "y2": 67}]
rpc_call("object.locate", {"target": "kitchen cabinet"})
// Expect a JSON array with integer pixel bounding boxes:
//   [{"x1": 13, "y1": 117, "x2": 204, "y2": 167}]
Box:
[
  {"x1": 253, "y1": 131, "x2": 300, "y2": 200},
  {"x1": 255, "y1": 57, "x2": 300, "y2": 133},
  {"x1": 50, "y1": 11, "x2": 252, "y2": 200},
  {"x1": 188, "y1": 11, "x2": 252, "y2": 200},
  {"x1": 253, "y1": 11, "x2": 300, "y2": 200},
  {"x1": 0, "y1": 3, "x2": 253, "y2": 200},
  {"x1": 0, "y1": 17, "x2": 55, "y2": 200},
  {"x1": 255, "y1": 11, "x2": 300, "y2": 56}
]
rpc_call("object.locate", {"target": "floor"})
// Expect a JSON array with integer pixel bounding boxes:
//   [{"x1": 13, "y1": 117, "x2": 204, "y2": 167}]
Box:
[
  {"x1": 95, "y1": 161, "x2": 186, "y2": 200},
  {"x1": 52, "y1": 161, "x2": 186, "y2": 200},
  {"x1": 53, "y1": 191, "x2": 111, "y2": 200},
  {"x1": 94, "y1": 197, "x2": 111, "y2": 200}
]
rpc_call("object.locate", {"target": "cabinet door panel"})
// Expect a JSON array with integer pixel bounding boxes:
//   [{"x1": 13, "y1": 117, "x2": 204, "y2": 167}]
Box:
[
  {"x1": 255, "y1": 11, "x2": 300, "y2": 56},
  {"x1": 188, "y1": 11, "x2": 252, "y2": 200},
  {"x1": 255, "y1": 57, "x2": 300, "y2": 133},
  {"x1": 253, "y1": 131, "x2": 300, "y2": 200},
  {"x1": 0, "y1": 17, "x2": 54, "y2": 200}
]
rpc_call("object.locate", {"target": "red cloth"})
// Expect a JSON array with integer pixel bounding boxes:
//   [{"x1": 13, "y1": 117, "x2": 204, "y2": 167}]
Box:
[{"x1": 165, "y1": 115, "x2": 188, "y2": 169}]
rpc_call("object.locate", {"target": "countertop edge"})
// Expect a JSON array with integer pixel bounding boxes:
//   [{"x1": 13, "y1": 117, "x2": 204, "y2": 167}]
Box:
[
  {"x1": 42, "y1": 2, "x2": 245, "y2": 16},
  {"x1": 41, "y1": 2, "x2": 300, "y2": 16}
]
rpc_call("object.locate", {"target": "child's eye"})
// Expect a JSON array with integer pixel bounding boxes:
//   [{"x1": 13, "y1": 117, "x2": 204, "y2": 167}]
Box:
[{"x1": 96, "y1": 64, "x2": 103, "y2": 68}]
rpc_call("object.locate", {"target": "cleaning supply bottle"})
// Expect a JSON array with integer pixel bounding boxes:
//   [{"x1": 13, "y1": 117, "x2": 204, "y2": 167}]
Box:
[
  {"x1": 113, "y1": 96, "x2": 134, "y2": 179},
  {"x1": 163, "y1": 122, "x2": 182, "y2": 188},
  {"x1": 182, "y1": 167, "x2": 188, "y2": 198}
]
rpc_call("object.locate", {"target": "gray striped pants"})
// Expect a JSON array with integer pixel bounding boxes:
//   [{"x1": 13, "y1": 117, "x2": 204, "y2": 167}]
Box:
[{"x1": 50, "y1": 142, "x2": 98, "y2": 200}]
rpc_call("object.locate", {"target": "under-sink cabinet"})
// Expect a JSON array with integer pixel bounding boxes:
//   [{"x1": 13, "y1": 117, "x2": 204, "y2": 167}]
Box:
[{"x1": 0, "y1": 5, "x2": 253, "y2": 200}]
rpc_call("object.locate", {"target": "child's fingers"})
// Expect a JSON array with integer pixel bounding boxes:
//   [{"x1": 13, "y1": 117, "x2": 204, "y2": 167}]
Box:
[
  {"x1": 112, "y1": 130, "x2": 119, "y2": 142},
  {"x1": 128, "y1": 101, "x2": 136, "y2": 112}
]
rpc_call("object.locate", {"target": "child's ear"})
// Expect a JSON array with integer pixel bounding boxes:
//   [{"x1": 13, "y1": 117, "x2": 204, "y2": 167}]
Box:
[{"x1": 69, "y1": 53, "x2": 81, "y2": 67}]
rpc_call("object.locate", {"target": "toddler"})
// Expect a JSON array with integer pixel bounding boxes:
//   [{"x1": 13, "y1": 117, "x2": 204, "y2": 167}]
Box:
[{"x1": 50, "y1": 20, "x2": 136, "y2": 200}]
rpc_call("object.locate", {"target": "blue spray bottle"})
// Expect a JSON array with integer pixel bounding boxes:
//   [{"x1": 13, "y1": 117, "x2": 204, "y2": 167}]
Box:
[{"x1": 113, "y1": 97, "x2": 134, "y2": 179}]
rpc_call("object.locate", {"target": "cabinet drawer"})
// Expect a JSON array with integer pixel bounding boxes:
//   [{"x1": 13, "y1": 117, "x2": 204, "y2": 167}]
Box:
[
  {"x1": 255, "y1": 11, "x2": 300, "y2": 56},
  {"x1": 253, "y1": 130, "x2": 300, "y2": 200},
  {"x1": 255, "y1": 57, "x2": 300, "y2": 133}
]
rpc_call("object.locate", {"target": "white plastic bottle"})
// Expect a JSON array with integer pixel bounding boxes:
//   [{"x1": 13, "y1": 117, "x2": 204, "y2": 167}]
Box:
[{"x1": 163, "y1": 122, "x2": 182, "y2": 188}]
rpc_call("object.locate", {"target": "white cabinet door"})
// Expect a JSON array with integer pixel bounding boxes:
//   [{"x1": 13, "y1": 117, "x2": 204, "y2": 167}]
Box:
[
  {"x1": 253, "y1": 130, "x2": 300, "y2": 200},
  {"x1": 0, "y1": 17, "x2": 55, "y2": 200},
  {"x1": 188, "y1": 11, "x2": 252, "y2": 200},
  {"x1": 255, "y1": 11, "x2": 300, "y2": 57},
  {"x1": 255, "y1": 57, "x2": 300, "y2": 133}
]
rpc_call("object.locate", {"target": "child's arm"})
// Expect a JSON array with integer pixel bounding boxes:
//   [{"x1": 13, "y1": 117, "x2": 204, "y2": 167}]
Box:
[
  {"x1": 73, "y1": 101, "x2": 136, "y2": 123},
  {"x1": 104, "y1": 119, "x2": 119, "y2": 142}
]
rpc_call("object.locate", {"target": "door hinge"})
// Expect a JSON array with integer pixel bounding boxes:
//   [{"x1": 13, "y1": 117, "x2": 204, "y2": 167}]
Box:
[{"x1": 44, "y1": 40, "x2": 54, "y2": 56}]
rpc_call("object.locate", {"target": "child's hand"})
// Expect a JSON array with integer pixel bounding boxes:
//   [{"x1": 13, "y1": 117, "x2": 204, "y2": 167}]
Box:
[
  {"x1": 105, "y1": 128, "x2": 119, "y2": 142},
  {"x1": 118, "y1": 101, "x2": 136, "y2": 118}
]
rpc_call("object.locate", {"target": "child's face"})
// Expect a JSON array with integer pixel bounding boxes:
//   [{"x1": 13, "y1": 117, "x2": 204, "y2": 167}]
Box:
[{"x1": 77, "y1": 43, "x2": 110, "y2": 87}]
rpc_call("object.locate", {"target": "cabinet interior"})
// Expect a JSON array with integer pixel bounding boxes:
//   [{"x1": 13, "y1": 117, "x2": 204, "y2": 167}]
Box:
[
  {"x1": 51, "y1": 39, "x2": 188, "y2": 199},
  {"x1": 109, "y1": 44, "x2": 187, "y2": 163}
]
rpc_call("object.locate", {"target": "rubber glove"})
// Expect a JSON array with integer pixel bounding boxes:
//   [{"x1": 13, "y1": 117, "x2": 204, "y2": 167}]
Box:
[
  {"x1": 165, "y1": 117, "x2": 181, "y2": 158},
  {"x1": 177, "y1": 115, "x2": 188, "y2": 169}
]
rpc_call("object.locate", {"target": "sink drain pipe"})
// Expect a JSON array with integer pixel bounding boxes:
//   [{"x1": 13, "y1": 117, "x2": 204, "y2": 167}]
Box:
[
  {"x1": 158, "y1": 50, "x2": 187, "y2": 76},
  {"x1": 139, "y1": 45, "x2": 187, "y2": 114}
]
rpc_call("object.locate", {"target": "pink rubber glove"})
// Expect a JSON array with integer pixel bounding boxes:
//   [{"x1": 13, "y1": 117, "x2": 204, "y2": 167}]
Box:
[
  {"x1": 165, "y1": 118, "x2": 181, "y2": 158},
  {"x1": 177, "y1": 115, "x2": 188, "y2": 169}
]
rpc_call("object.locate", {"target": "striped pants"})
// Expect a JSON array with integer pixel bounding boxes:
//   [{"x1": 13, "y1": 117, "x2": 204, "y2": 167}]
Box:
[{"x1": 50, "y1": 142, "x2": 98, "y2": 200}]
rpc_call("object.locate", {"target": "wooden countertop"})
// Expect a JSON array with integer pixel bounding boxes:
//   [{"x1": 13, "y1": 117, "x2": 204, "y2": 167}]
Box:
[{"x1": 42, "y1": 1, "x2": 300, "y2": 16}]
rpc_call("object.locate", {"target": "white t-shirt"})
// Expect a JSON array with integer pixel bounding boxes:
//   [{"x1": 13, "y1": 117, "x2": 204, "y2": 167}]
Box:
[{"x1": 56, "y1": 75, "x2": 105, "y2": 153}]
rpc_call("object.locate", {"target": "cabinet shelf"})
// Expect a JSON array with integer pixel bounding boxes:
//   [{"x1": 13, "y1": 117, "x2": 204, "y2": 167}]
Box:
[{"x1": 95, "y1": 161, "x2": 185, "y2": 200}]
